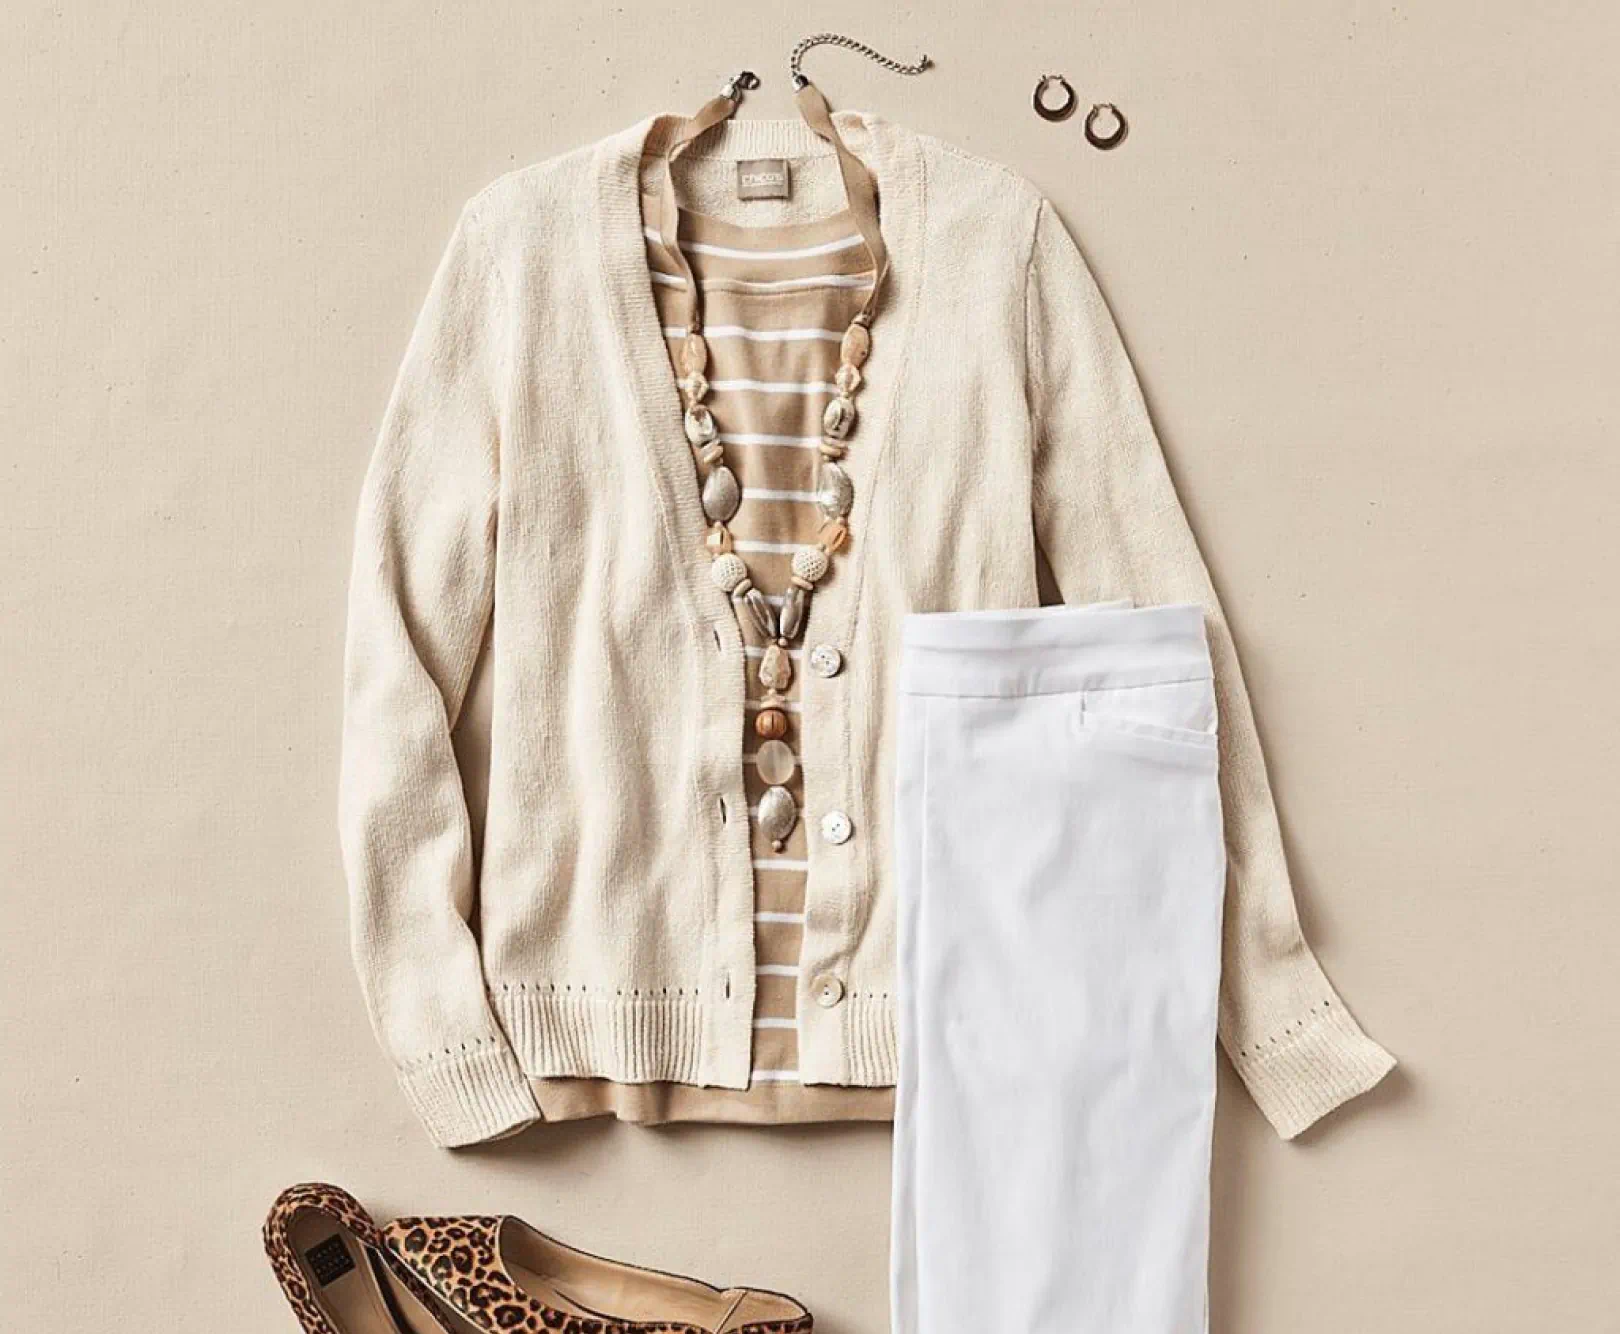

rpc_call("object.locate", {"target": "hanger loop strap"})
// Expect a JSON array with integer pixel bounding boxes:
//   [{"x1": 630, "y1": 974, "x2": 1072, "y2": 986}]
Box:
[
  {"x1": 657, "y1": 78, "x2": 754, "y2": 333},
  {"x1": 658, "y1": 62, "x2": 899, "y2": 332},
  {"x1": 793, "y1": 78, "x2": 887, "y2": 325}
]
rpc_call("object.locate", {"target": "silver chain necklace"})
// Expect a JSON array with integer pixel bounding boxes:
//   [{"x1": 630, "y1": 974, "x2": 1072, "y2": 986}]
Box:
[{"x1": 788, "y1": 33, "x2": 932, "y2": 90}]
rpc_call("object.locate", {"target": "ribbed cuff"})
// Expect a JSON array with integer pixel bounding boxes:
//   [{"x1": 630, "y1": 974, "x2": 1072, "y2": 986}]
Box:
[
  {"x1": 396, "y1": 1039, "x2": 541, "y2": 1148},
  {"x1": 1232, "y1": 999, "x2": 1396, "y2": 1140}
]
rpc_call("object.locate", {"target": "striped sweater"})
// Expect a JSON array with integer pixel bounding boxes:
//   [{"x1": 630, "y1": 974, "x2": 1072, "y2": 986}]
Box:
[
  {"x1": 533, "y1": 197, "x2": 896, "y2": 1122},
  {"x1": 341, "y1": 112, "x2": 1394, "y2": 1146}
]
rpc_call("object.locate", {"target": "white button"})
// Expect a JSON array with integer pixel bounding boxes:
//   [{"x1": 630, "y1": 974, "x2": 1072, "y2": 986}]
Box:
[
  {"x1": 820, "y1": 810, "x2": 853, "y2": 845},
  {"x1": 809, "y1": 644, "x2": 843, "y2": 678},
  {"x1": 812, "y1": 973, "x2": 846, "y2": 1007}
]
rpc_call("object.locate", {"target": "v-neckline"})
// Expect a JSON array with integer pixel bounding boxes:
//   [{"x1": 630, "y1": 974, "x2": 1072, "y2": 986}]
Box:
[{"x1": 592, "y1": 110, "x2": 923, "y2": 655}]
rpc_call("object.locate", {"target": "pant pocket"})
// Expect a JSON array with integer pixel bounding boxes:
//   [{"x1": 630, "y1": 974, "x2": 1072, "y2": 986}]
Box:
[{"x1": 1078, "y1": 677, "x2": 1218, "y2": 748}]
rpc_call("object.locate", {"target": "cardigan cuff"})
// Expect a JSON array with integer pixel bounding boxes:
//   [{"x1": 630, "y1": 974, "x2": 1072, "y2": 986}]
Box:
[
  {"x1": 1231, "y1": 999, "x2": 1396, "y2": 1140},
  {"x1": 396, "y1": 1039, "x2": 541, "y2": 1148}
]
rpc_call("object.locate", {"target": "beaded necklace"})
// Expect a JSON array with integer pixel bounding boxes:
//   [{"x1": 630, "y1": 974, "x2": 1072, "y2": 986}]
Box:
[{"x1": 657, "y1": 72, "x2": 886, "y2": 852}]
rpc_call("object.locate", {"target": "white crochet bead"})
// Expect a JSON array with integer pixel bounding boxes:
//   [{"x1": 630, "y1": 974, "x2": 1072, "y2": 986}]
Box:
[
  {"x1": 710, "y1": 553, "x2": 748, "y2": 593},
  {"x1": 791, "y1": 546, "x2": 830, "y2": 584}
]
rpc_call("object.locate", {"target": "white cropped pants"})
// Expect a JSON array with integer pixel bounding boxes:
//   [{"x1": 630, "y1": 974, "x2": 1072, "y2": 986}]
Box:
[{"x1": 891, "y1": 603, "x2": 1226, "y2": 1334}]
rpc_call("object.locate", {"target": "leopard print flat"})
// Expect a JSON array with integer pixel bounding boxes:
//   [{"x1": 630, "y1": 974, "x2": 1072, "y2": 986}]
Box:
[
  {"x1": 264, "y1": 1183, "x2": 474, "y2": 1334},
  {"x1": 382, "y1": 1212, "x2": 813, "y2": 1334}
]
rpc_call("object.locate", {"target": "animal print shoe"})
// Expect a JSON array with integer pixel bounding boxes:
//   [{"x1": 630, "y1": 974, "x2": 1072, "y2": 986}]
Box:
[
  {"x1": 265, "y1": 1183, "x2": 475, "y2": 1334},
  {"x1": 383, "y1": 1212, "x2": 812, "y2": 1334}
]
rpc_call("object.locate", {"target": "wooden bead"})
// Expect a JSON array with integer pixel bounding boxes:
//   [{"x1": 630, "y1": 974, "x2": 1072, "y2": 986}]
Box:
[
  {"x1": 818, "y1": 518, "x2": 850, "y2": 553},
  {"x1": 754, "y1": 707, "x2": 789, "y2": 739},
  {"x1": 681, "y1": 332, "x2": 708, "y2": 377},
  {"x1": 705, "y1": 523, "x2": 733, "y2": 555}
]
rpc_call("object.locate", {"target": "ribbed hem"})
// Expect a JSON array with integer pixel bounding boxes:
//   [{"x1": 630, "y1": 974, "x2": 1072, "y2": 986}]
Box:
[
  {"x1": 396, "y1": 1039, "x2": 541, "y2": 1149},
  {"x1": 491, "y1": 987, "x2": 718, "y2": 1086},
  {"x1": 843, "y1": 995, "x2": 899, "y2": 1085},
  {"x1": 751, "y1": 993, "x2": 896, "y2": 1088},
  {"x1": 1232, "y1": 999, "x2": 1396, "y2": 1140}
]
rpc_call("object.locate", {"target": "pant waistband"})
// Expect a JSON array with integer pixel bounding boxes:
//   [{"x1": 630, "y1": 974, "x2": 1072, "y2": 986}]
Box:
[{"x1": 898, "y1": 602, "x2": 1212, "y2": 699}]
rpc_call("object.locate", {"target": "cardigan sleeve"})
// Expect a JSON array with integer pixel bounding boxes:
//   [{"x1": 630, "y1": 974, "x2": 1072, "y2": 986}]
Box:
[
  {"x1": 339, "y1": 203, "x2": 540, "y2": 1147},
  {"x1": 1024, "y1": 199, "x2": 1394, "y2": 1139}
]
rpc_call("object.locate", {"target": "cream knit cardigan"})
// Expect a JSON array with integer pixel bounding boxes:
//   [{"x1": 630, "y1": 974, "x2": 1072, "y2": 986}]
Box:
[{"x1": 341, "y1": 112, "x2": 1394, "y2": 1148}]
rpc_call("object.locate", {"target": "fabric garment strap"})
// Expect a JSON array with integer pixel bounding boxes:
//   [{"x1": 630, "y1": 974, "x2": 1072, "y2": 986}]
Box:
[{"x1": 657, "y1": 79, "x2": 886, "y2": 335}]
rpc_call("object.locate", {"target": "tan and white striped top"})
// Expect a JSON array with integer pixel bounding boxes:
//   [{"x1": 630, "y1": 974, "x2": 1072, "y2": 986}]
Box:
[{"x1": 529, "y1": 195, "x2": 897, "y2": 1123}]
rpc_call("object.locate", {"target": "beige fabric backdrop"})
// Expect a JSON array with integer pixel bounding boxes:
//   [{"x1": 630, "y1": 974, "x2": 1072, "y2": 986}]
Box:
[{"x1": 3, "y1": 3, "x2": 1617, "y2": 1330}]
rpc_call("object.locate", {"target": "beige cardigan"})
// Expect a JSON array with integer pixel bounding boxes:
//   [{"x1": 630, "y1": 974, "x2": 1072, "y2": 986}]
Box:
[{"x1": 341, "y1": 111, "x2": 1394, "y2": 1148}]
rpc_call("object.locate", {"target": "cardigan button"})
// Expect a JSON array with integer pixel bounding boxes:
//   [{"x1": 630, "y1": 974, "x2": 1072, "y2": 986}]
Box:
[
  {"x1": 819, "y1": 810, "x2": 853, "y2": 845},
  {"x1": 808, "y1": 644, "x2": 843, "y2": 678},
  {"x1": 812, "y1": 974, "x2": 846, "y2": 1008}
]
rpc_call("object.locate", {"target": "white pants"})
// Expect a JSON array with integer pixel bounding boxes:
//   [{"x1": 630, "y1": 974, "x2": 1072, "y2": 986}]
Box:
[{"x1": 891, "y1": 603, "x2": 1226, "y2": 1334}]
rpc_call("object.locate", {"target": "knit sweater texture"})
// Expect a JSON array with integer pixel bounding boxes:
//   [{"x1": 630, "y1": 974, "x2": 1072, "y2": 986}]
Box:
[{"x1": 340, "y1": 111, "x2": 1395, "y2": 1147}]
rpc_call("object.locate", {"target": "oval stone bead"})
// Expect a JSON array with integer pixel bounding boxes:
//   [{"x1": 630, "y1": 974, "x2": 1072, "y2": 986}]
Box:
[
  {"x1": 740, "y1": 586, "x2": 777, "y2": 640},
  {"x1": 684, "y1": 404, "x2": 718, "y2": 446},
  {"x1": 823, "y1": 395, "x2": 856, "y2": 440},
  {"x1": 835, "y1": 362, "x2": 862, "y2": 395},
  {"x1": 840, "y1": 322, "x2": 871, "y2": 367},
  {"x1": 757, "y1": 784, "x2": 798, "y2": 842},
  {"x1": 817, "y1": 460, "x2": 854, "y2": 519},
  {"x1": 759, "y1": 642, "x2": 793, "y2": 691},
  {"x1": 701, "y1": 464, "x2": 741, "y2": 523},
  {"x1": 756, "y1": 740, "x2": 797, "y2": 787},
  {"x1": 778, "y1": 582, "x2": 810, "y2": 642}
]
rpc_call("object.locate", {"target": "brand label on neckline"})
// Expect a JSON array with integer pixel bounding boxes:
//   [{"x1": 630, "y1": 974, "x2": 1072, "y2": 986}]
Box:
[{"x1": 737, "y1": 158, "x2": 790, "y2": 200}]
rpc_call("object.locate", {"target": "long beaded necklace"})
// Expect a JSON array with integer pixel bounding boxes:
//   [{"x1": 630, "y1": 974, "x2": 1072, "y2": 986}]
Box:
[{"x1": 656, "y1": 59, "x2": 907, "y2": 852}]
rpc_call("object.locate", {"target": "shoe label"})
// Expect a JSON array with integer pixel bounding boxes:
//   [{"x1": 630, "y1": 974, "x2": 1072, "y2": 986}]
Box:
[
  {"x1": 737, "y1": 158, "x2": 790, "y2": 200},
  {"x1": 305, "y1": 1235, "x2": 357, "y2": 1286}
]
